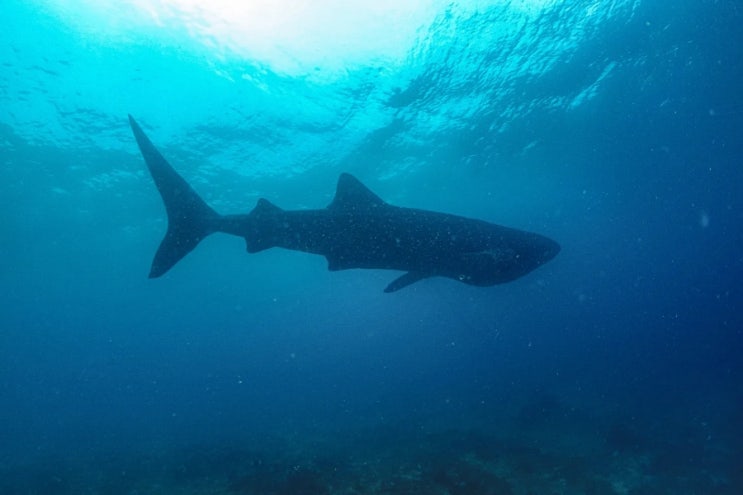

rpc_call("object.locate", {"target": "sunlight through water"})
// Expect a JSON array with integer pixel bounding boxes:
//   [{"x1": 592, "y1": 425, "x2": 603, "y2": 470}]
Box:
[
  {"x1": 38, "y1": 0, "x2": 458, "y2": 76},
  {"x1": 9, "y1": 0, "x2": 641, "y2": 179},
  {"x1": 35, "y1": 0, "x2": 571, "y2": 77}
]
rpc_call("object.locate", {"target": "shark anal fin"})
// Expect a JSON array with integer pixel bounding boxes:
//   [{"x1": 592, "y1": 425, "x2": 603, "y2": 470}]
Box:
[{"x1": 384, "y1": 271, "x2": 428, "y2": 293}]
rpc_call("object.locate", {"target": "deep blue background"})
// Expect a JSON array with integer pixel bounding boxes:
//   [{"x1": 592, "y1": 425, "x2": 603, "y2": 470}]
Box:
[{"x1": 1, "y1": 0, "x2": 742, "y2": 492}]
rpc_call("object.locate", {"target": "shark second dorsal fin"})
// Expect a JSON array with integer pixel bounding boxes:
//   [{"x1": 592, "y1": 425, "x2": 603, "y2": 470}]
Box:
[
  {"x1": 253, "y1": 197, "x2": 283, "y2": 216},
  {"x1": 244, "y1": 198, "x2": 284, "y2": 253},
  {"x1": 328, "y1": 173, "x2": 386, "y2": 211}
]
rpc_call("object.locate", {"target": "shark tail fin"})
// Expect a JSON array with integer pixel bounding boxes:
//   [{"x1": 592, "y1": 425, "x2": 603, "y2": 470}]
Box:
[{"x1": 129, "y1": 115, "x2": 221, "y2": 278}]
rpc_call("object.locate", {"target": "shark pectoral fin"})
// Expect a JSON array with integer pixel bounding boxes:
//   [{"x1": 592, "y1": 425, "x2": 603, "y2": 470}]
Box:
[{"x1": 384, "y1": 272, "x2": 428, "y2": 293}]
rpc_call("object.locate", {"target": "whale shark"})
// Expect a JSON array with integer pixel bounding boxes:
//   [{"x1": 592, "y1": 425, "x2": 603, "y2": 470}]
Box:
[{"x1": 129, "y1": 115, "x2": 559, "y2": 292}]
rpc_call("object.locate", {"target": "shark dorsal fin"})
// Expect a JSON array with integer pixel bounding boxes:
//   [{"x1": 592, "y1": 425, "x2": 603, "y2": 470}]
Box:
[{"x1": 328, "y1": 173, "x2": 386, "y2": 211}]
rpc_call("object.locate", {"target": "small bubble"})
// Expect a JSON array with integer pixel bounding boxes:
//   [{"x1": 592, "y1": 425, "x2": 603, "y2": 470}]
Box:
[{"x1": 699, "y1": 211, "x2": 710, "y2": 228}]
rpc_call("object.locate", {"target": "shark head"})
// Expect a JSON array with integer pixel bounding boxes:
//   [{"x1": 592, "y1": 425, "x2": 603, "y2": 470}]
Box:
[{"x1": 448, "y1": 233, "x2": 560, "y2": 287}]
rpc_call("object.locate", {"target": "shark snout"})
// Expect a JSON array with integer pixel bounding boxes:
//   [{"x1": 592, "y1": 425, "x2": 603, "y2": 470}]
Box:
[{"x1": 539, "y1": 237, "x2": 561, "y2": 264}]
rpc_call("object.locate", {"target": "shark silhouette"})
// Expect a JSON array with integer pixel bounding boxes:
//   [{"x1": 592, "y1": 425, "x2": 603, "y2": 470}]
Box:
[{"x1": 129, "y1": 115, "x2": 559, "y2": 293}]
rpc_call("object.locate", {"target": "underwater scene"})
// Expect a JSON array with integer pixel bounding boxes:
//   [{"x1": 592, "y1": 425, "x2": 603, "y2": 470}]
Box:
[{"x1": 1, "y1": 0, "x2": 742, "y2": 493}]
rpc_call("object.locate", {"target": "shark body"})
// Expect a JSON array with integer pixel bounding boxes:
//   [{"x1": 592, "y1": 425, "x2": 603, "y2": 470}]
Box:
[{"x1": 129, "y1": 115, "x2": 559, "y2": 292}]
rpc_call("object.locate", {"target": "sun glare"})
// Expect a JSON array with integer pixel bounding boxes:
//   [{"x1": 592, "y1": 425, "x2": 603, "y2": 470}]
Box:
[
  {"x1": 41, "y1": 0, "x2": 452, "y2": 76},
  {"x1": 39, "y1": 0, "x2": 560, "y2": 76}
]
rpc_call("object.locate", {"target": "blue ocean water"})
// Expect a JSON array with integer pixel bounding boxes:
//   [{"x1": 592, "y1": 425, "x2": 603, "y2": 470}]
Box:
[{"x1": 2, "y1": 0, "x2": 742, "y2": 493}]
